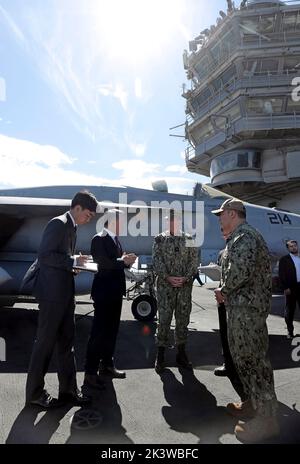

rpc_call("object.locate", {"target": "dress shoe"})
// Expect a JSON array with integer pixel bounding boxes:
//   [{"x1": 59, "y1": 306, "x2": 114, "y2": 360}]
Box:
[
  {"x1": 226, "y1": 399, "x2": 256, "y2": 420},
  {"x1": 29, "y1": 391, "x2": 60, "y2": 409},
  {"x1": 84, "y1": 374, "x2": 106, "y2": 391},
  {"x1": 214, "y1": 365, "x2": 228, "y2": 377},
  {"x1": 235, "y1": 415, "x2": 280, "y2": 443},
  {"x1": 59, "y1": 389, "x2": 92, "y2": 406},
  {"x1": 99, "y1": 366, "x2": 126, "y2": 379}
]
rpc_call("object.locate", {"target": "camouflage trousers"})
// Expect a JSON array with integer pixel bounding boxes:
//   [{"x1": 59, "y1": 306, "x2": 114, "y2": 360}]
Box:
[
  {"x1": 227, "y1": 305, "x2": 278, "y2": 417},
  {"x1": 156, "y1": 283, "x2": 192, "y2": 347}
]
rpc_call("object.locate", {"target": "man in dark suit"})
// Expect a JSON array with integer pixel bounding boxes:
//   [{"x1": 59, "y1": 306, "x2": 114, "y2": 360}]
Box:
[
  {"x1": 25, "y1": 191, "x2": 98, "y2": 408},
  {"x1": 84, "y1": 209, "x2": 136, "y2": 387},
  {"x1": 279, "y1": 239, "x2": 300, "y2": 339}
]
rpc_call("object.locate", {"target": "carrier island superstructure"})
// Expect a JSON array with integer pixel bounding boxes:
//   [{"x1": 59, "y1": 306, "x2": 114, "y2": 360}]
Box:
[{"x1": 183, "y1": 0, "x2": 300, "y2": 213}]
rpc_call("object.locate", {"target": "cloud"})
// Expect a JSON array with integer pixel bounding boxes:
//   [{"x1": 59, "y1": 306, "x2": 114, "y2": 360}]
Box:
[
  {"x1": 0, "y1": 134, "x2": 110, "y2": 188},
  {"x1": 127, "y1": 140, "x2": 146, "y2": 158},
  {"x1": 111, "y1": 159, "x2": 199, "y2": 194},
  {"x1": 112, "y1": 159, "x2": 160, "y2": 178},
  {"x1": 0, "y1": 134, "x2": 200, "y2": 194},
  {"x1": 165, "y1": 164, "x2": 187, "y2": 175},
  {"x1": 0, "y1": 134, "x2": 73, "y2": 167}
]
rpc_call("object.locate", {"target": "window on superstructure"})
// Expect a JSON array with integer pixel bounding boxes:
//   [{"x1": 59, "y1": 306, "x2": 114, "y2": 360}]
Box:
[
  {"x1": 240, "y1": 14, "x2": 276, "y2": 45},
  {"x1": 211, "y1": 65, "x2": 236, "y2": 93},
  {"x1": 221, "y1": 66, "x2": 236, "y2": 86},
  {"x1": 210, "y1": 151, "x2": 261, "y2": 179},
  {"x1": 247, "y1": 97, "x2": 284, "y2": 115},
  {"x1": 210, "y1": 30, "x2": 235, "y2": 67},
  {"x1": 281, "y1": 11, "x2": 300, "y2": 31},
  {"x1": 211, "y1": 43, "x2": 221, "y2": 64},
  {"x1": 287, "y1": 97, "x2": 300, "y2": 113},
  {"x1": 196, "y1": 121, "x2": 215, "y2": 141},
  {"x1": 221, "y1": 103, "x2": 241, "y2": 123},
  {"x1": 213, "y1": 76, "x2": 223, "y2": 92},
  {"x1": 194, "y1": 55, "x2": 210, "y2": 82},
  {"x1": 240, "y1": 17, "x2": 260, "y2": 35},
  {"x1": 237, "y1": 153, "x2": 249, "y2": 168},
  {"x1": 297, "y1": 11, "x2": 300, "y2": 30},
  {"x1": 243, "y1": 59, "x2": 258, "y2": 76},
  {"x1": 283, "y1": 56, "x2": 300, "y2": 73},
  {"x1": 243, "y1": 58, "x2": 278, "y2": 75},
  {"x1": 240, "y1": 17, "x2": 260, "y2": 44},
  {"x1": 220, "y1": 29, "x2": 235, "y2": 56},
  {"x1": 260, "y1": 59, "x2": 279, "y2": 74},
  {"x1": 193, "y1": 88, "x2": 212, "y2": 112},
  {"x1": 253, "y1": 152, "x2": 261, "y2": 169},
  {"x1": 257, "y1": 15, "x2": 276, "y2": 34}
]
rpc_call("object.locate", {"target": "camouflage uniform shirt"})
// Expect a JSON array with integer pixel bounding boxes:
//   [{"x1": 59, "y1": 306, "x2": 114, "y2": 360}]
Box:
[
  {"x1": 152, "y1": 231, "x2": 198, "y2": 347},
  {"x1": 152, "y1": 232, "x2": 198, "y2": 286},
  {"x1": 220, "y1": 222, "x2": 272, "y2": 314}
]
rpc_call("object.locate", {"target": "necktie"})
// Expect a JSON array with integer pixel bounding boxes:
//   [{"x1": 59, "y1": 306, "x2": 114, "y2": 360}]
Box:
[
  {"x1": 114, "y1": 236, "x2": 123, "y2": 257},
  {"x1": 72, "y1": 226, "x2": 77, "y2": 254}
]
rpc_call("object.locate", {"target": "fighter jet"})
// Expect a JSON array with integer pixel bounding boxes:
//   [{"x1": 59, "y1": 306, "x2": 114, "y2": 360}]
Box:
[{"x1": 0, "y1": 183, "x2": 299, "y2": 317}]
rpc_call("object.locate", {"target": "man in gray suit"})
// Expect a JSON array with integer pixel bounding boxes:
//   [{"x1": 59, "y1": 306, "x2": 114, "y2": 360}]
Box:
[{"x1": 25, "y1": 191, "x2": 98, "y2": 408}]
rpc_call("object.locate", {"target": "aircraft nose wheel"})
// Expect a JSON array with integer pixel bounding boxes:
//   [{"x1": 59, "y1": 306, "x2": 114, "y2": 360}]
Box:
[
  {"x1": 70, "y1": 409, "x2": 103, "y2": 431},
  {"x1": 131, "y1": 294, "x2": 157, "y2": 321}
]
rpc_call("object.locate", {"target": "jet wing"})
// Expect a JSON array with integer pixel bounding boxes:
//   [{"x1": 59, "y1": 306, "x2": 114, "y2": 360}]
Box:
[
  {"x1": 198, "y1": 264, "x2": 221, "y2": 281},
  {"x1": 0, "y1": 196, "x2": 177, "y2": 218},
  {"x1": 0, "y1": 196, "x2": 71, "y2": 217}
]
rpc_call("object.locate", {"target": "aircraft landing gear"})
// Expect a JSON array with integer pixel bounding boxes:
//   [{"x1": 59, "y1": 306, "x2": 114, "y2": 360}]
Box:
[
  {"x1": 125, "y1": 261, "x2": 157, "y2": 322},
  {"x1": 131, "y1": 294, "x2": 157, "y2": 322}
]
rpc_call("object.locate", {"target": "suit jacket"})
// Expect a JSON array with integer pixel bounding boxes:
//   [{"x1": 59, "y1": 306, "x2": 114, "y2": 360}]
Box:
[
  {"x1": 278, "y1": 254, "x2": 298, "y2": 291},
  {"x1": 22, "y1": 213, "x2": 76, "y2": 303},
  {"x1": 91, "y1": 231, "x2": 126, "y2": 300}
]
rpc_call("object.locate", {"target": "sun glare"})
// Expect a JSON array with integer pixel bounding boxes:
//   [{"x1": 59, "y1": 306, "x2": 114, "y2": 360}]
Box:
[{"x1": 92, "y1": 0, "x2": 186, "y2": 66}]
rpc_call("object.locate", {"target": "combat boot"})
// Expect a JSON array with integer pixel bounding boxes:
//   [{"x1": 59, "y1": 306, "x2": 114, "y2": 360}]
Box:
[
  {"x1": 226, "y1": 399, "x2": 256, "y2": 420},
  {"x1": 176, "y1": 344, "x2": 193, "y2": 370},
  {"x1": 235, "y1": 415, "x2": 280, "y2": 443},
  {"x1": 155, "y1": 347, "x2": 165, "y2": 373}
]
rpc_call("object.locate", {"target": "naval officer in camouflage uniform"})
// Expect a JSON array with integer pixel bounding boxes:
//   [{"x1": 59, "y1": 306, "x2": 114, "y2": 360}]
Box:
[
  {"x1": 152, "y1": 211, "x2": 198, "y2": 373},
  {"x1": 212, "y1": 199, "x2": 279, "y2": 443}
]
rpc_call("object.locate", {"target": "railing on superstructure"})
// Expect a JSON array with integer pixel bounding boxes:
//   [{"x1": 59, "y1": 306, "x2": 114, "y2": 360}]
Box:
[
  {"x1": 185, "y1": 68, "x2": 300, "y2": 125},
  {"x1": 185, "y1": 112, "x2": 300, "y2": 161}
]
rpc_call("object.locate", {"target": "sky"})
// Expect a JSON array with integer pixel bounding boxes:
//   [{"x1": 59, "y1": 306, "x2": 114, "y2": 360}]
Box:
[{"x1": 0, "y1": 0, "x2": 228, "y2": 195}]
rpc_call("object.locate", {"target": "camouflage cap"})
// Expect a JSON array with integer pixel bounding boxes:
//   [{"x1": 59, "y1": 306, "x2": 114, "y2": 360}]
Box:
[{"x1": 211, "y1": 198, "x2": 246, "y2": 216}]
